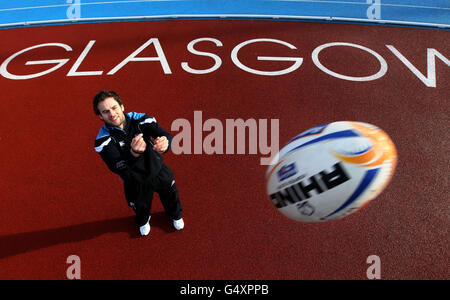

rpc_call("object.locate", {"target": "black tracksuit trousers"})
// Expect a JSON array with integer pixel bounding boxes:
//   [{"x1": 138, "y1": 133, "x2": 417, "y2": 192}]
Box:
[{"x1": 123, "y1": 163, "x2": 182, "y2": 227}]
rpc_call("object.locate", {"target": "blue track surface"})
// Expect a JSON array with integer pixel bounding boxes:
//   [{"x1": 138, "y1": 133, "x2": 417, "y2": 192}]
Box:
[{"x1": 0, "y1": 0, "x2": 449, "y2": 28}]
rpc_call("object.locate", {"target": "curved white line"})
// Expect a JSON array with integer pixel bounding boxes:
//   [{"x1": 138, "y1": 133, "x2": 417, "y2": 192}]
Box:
[
  {"x1": 0, "y1": 14, "x2": 448, "y2": 29},
  {"x1": 1, "y1": 1, "x2": 448, "y2": 12}
]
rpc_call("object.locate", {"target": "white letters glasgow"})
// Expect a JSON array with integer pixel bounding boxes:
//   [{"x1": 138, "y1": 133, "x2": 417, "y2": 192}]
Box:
[{"x1": 0, "y1": 37, "x2": 448, "y2": 88}]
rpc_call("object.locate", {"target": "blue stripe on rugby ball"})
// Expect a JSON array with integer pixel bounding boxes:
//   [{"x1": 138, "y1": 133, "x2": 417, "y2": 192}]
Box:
[
  {"x1": 339, "y1": 144, "x2": 373, "y2": 156},
  {"x1": 324, "y1": 168, "x2": 380, "y2": 219},
  {"x1": 287, "y1": 123, "x2": 329, "y2": 144},
  {"x1": 287, "y1": 129, "x2": 361, "y2": 155}
]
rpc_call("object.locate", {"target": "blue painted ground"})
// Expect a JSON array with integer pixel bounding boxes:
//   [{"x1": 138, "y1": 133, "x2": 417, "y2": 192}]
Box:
[{"x1": 0, "y1": 0, "x2": 449, "y2": 28}]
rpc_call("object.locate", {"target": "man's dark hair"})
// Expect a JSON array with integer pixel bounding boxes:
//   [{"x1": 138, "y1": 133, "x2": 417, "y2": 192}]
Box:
[{"x1": 93, "y1": 90, "x2": 124, "y2": 115}]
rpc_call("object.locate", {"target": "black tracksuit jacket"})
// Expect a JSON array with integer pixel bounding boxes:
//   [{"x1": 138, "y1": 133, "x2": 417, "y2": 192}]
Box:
[{"x1": 94, "y1": 112, "x2": 173, "y2": 183}]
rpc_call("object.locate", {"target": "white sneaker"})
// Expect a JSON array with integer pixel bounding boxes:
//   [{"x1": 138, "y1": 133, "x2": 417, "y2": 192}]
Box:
[
  {"x1": 173, "y1": 218, "x2": 184, "y2": 230},
  {"x1": 140, "y1": 216, "x2": 151, "y2": 236}
]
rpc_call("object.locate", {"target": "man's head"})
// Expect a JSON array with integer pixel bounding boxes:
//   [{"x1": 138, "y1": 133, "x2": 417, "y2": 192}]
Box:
[{"x1": 93, "y1": 91, "x2": 127, "y2": 129}]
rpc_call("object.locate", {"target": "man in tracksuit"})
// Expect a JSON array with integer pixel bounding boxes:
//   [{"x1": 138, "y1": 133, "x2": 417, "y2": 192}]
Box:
[{"x1": 93, "y1": 90, "x2": 183, "y2": 236}]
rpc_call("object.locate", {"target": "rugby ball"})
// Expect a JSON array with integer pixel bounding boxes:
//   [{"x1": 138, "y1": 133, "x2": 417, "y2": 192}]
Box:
[{"x1": 266, "y1": 121, "x2": 397, "y2": 222}]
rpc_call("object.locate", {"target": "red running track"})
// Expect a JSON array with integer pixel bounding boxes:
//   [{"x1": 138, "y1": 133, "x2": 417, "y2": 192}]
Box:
[{"x1": 0, "y1": 20, "x2": 448, "y2": 280}]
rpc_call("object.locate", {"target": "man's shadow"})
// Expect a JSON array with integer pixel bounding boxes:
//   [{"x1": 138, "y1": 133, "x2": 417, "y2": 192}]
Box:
[{"x1": 0, "y1": 212, "x2": 175, "y2": 260}]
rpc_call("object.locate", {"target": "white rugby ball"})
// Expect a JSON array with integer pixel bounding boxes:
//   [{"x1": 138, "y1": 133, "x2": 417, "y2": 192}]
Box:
[{"x1": 266, "y1": 121, "x2": 397, "y2": 222}]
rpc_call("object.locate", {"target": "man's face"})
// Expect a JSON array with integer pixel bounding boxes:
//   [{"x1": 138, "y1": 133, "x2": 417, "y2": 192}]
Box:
[{"x1": 97, "y1": 97, "x2": 126, "y2": 129}]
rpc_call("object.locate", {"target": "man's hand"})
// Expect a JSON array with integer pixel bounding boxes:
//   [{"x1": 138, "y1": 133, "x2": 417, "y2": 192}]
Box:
[
  {"x1": 153, "y1": 136, "x2": 169, "y2": 154},
  {"x1": 130, "y1": 133, "x2": 146, "y2": 157}
]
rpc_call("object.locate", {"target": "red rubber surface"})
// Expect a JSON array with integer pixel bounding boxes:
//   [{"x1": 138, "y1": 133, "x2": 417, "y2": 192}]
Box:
[{"x1": 0, "y1": 20, "x2": 448, "y2": 279}]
